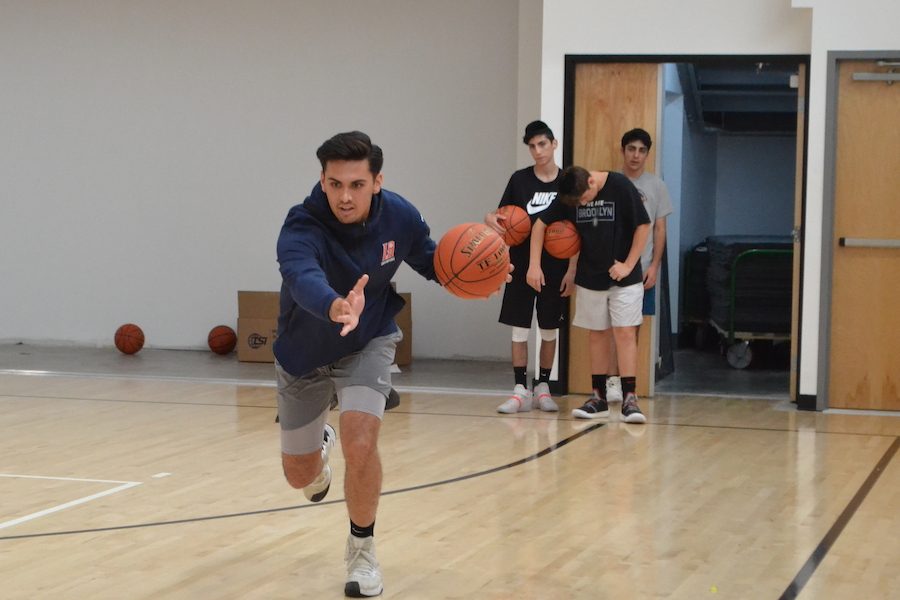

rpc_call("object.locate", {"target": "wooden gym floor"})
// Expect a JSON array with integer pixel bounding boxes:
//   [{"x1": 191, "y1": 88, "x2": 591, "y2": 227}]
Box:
[{"x1": 1, "y1": 360, "x2": 899, "y2": 599}]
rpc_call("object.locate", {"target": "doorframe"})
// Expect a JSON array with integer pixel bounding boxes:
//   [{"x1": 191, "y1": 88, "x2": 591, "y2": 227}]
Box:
[
  {"x1": 562, "y1": 54, "x2": 811, "y2": 400},
  {"x1": 816, "y1": 50, "x2": 900, "y2": 412}
]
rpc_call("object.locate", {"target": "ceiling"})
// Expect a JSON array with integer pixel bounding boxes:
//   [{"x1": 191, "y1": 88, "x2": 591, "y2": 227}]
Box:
[{"x1": 678, "y1": 61, "x2": 801, "y2": 135}]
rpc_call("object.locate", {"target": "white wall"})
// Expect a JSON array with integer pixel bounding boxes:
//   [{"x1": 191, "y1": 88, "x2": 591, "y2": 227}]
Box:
[
  {"x1": 714, "y1": 136, "x2": 796, "y2": 236},
  {"x1": 540, "y1": 0, "x2": 812, "y2": 140},
  {"x1": 517, "y1": 0, "x2": 545, "y2": 166},
  {"x1": 0, "y1": 0, "x2": 521, "y2": 360}
]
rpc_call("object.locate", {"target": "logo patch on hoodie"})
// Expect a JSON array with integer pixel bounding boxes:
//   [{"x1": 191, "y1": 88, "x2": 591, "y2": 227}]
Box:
[{"x1": 381, "y1": 240, "x2": 396, "y2": 265}]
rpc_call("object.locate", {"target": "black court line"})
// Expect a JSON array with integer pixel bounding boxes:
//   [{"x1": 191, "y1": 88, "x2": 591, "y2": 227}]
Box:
[
  {"x1": 779, "y1": 436, "x2": 900, "y2": 600},
  {"x1": 0, "y1": 423, "x2": 605, "y2": 542},
  {"x1": 661, "y1": 420, "x2": 900, "y2": 439},
  {"x1": 7, "y1": 391, "x2": 898, "y2": 440}
]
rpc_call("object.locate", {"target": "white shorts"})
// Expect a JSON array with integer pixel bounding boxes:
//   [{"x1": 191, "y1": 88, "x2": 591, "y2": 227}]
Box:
[{"x1": 572, "y1": 284, "x2": 644, "y2": 330}]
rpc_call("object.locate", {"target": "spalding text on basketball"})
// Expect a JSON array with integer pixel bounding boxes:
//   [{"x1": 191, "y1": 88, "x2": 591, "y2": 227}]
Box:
[{"x1": 459, "y1": 229, "x2": 490, "y2": 255}]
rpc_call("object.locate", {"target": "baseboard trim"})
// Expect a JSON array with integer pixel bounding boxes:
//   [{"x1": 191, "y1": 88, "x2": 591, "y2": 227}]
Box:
[{"x1": 797, "y1": 394, "x2": 818, "y2": 411}]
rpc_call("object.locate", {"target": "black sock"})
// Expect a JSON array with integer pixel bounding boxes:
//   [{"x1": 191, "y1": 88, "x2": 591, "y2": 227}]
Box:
[
  {"x1": 513, "y1": 366, "x2": 527, "y2": 387},
  {"x1": 350, "y1": 519, "x2": 375, "y2": 539},
  {"x1": 538, "y1": 368, "x2": 552, "y2": 383},
  {"x1": 621, "y1": 376, "x2": 637, "y2": 397},
  {"x1": 591, "y1": 374, "x2": 607, "y2": 399}
]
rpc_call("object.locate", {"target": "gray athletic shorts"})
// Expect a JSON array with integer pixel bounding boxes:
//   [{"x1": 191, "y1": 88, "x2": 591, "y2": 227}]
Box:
[
  {"x1": 276, "y1": 331, "x2": 400, "y2": 456},
  {"x1": 572, "y1": 283, "x2": 644, "y2": 330}
]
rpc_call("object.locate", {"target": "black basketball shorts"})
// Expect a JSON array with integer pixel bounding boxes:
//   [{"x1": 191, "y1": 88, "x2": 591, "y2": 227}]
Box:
[{"x1": 498, "y1": 275, "x2": 564, "y2": 330}]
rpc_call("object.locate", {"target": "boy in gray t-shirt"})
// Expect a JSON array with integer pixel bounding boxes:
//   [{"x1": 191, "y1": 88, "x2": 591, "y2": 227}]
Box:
[{"x1": 607, "y1": 128, "x2": 673, "y2": 403}]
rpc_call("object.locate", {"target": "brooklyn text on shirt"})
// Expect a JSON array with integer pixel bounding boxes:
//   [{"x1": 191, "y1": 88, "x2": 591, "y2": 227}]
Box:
[{"x1": 576, "y1": 201, "x2": 615, "y2": 224}]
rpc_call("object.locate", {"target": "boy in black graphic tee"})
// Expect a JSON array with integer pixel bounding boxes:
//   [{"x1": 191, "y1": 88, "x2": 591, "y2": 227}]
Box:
[
  {"x1": 528, "y1": 166, "x2": 651, "y2": 424},
  {"x1": 485, "y1": 121, "x2": 576, "y2": 415}
]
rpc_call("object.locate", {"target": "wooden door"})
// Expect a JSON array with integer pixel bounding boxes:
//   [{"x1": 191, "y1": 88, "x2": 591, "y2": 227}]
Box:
[
  {"x1": 828, "y1": 60, "x2": 900, "y2": 409},
  {"x1": 569, "y1": 63, "x2": 661, "y2": 395}
]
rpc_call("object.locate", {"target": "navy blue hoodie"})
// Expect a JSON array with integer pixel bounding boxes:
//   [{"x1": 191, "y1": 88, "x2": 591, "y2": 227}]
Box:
[{"x1": 274, "y1": 182, "x2": 437, "y2": 376}]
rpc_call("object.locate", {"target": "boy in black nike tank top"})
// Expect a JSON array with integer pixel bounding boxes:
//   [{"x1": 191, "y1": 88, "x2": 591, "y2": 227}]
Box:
[{"x1": 485, "y1": 121, "x2": 576, "y2": 414}]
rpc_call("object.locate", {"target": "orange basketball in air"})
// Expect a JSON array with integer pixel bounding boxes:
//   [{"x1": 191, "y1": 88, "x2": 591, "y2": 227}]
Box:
[
  {"x1": 495, "y1": 204, "x2": 532, "y2": 246},
  {"x1": 434, "y1": 223, "x2": 510, "y2": 299},
  {"x1": 544, "y1": 220, "x2": 581, "y2": 259},
  {"x1": 114, "y1": 323, "x2": 145, "y2": 355}
]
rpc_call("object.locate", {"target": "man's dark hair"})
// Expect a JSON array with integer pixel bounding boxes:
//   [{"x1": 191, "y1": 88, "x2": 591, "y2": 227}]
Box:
[
  {"x1": 558, "y1": 166, "x2": 591, "y2": 207},
  {"x1": 621, "y1": 128, "x2": 652, "y2": 150},
  {"x1": 523, "y1": 120, "x2": 555, "y2": 144},
  {"x1": 316, "y1": 131, "x2": 384, "y2": 175}
]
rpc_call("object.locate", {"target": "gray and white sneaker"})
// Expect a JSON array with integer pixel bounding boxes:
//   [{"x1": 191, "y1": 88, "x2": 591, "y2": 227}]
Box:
[
  {"x1": 534, "y1": 382, "x2": 559, "y2": 412},
  {"x1": 621, "y1": 393, "x2": 647, "y2": 424},
  {"x1": 606, "y1": 376, "x2": 624, "y2": 403},
  {"x1": 571, "y1": 394, "x2": 609, "y2": 419},
  {"x1": 303, "y1": 423, "x2": 336, "y2": 503},
  {"x1": 345, "y1": 535, "x2": 383, "y2": 597},
  {"x1": 497, "y1": 384, "x2": 532, "y2": 414}
]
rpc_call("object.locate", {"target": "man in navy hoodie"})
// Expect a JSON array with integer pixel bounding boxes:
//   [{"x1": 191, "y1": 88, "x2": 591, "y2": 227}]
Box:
[{"x1": 274, "y1": 131, "x2": 438, "y2": 597}]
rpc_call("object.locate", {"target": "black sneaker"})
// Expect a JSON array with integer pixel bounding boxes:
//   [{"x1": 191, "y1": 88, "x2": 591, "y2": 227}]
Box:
[
  {"x1": 572, "y1": 396, "x2": 609, "y2": 419},
  {"x1": 385, "y1": 388, "x2": 400, "y2": 411},
  {"x1": 621, "y1": 393, "x2": 647, "y2": 424}
]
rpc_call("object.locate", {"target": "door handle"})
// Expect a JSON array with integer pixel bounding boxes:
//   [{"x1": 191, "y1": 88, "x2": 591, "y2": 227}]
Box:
[
  {"x1": 839, "y1": 237, "x2": 900, "y2": 249},
  {"x1": 852, "y1": 72, "x2": 900, "y2": 83}
]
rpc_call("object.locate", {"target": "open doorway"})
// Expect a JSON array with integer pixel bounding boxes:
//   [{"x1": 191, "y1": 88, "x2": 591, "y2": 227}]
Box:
[{"x1": 562, "y1": 55, "x2": 809, "y2": 398}]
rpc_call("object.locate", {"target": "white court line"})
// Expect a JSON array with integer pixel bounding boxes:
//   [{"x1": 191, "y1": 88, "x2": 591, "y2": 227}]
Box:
[
  {"x1": 656, "y1": 390, "x2": 790, "y2": 401},
  {"x1": 824, "y1": 407, "x2": 900, "y2": 418},
  {"x1": 0, "y1": 368, "x2": 511, "y2": 396},
  {"x1": 0, "y1": 473, "x2": 142, "y2": 531},
  {"x1": 0, "y1": 368, "x2": 275, "y2": 388},
  {"x1": 393, "y1": 385, "x2": 509, "y2": 397}
]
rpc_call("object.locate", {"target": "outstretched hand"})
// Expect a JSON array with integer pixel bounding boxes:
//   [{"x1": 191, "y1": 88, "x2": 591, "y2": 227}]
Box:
[{"x1": 329, "y1": 274, "x2": 369, "y2": 336}]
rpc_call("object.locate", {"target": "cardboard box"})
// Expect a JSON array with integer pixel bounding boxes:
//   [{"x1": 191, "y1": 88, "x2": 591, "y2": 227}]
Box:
[
  {"x1": 237, "y1": 318, "x2": 278, "y2": 362},
  {"x1": 395, "y1": 292, "x2": 412, "y2": 366},
  {"x1": 237, "y1": 291, "x2": 280, "y2": 363},
  {"x1": 238, "y1": 291, "x2": 280, "y2": 319}
]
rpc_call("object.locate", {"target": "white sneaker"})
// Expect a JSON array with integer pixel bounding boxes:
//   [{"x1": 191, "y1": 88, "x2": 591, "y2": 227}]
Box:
[
  {"x1": 345, "y1": 535, "x2": 383, "y2": 597},
  {"x1": 497, "y1": 384, "x2": 532, "y2": 414},
  {"x1": 303, "y1": 423, "x2": 335, "y2": 503},
  {"x1": 534, "y1": 382, "x2": 559, "y2": 412},
  {"x1": 606, "y1": 376, "x2": 624, "y2": 403}
]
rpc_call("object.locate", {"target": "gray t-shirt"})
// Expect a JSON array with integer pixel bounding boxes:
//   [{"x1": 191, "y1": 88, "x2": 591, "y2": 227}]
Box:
[{"x1": 630, "y1": 171, "x2": 673, "y2": 271}]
